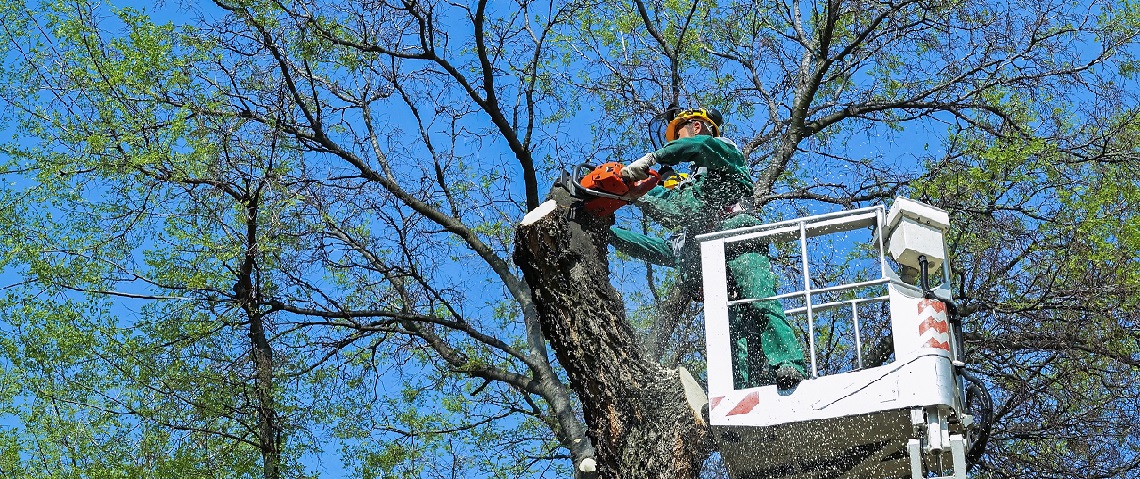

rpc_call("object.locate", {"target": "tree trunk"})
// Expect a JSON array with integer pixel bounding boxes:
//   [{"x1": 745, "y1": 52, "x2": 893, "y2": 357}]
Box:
[{"x1": 513, "y1": 187, "x2": 711, "y2": 478}]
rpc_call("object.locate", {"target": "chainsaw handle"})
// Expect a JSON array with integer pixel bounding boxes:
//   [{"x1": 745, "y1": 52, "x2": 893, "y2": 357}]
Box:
[
  {"x1": 565, "y1": 163, "x2": 619, "y2": 200},
  {"x1": 572, "y1": 162, "x2": 595, "y2": 184}
]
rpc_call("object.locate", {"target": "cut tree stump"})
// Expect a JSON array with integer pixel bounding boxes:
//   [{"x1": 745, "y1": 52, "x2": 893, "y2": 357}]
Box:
[{"x1": 513, "y1": 186, "x2": 711, "y2": 478}]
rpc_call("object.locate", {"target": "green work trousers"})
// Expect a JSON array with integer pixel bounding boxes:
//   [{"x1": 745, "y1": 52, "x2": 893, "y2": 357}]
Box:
[{"x1": 726, "y1": 252, "x2": 808, "y2": 389}]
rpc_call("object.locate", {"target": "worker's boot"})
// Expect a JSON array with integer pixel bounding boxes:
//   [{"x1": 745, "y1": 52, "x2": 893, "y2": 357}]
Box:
[{"x1": 775, "y1": 364, "x2": 804, "y2": 390}]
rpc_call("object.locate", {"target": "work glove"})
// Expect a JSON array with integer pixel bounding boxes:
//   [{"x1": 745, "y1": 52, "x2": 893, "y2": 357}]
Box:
[{"x1": 620, "y1": 152, "x2": 657, "y2": 181}]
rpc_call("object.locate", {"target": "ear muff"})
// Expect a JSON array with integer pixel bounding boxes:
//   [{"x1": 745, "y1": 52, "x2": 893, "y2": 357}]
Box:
[{"x1": 704, "y1": 107, "x2": 723, "y2": 129}]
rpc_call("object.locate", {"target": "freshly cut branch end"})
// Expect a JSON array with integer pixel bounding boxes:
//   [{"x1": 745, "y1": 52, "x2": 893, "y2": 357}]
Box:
[
  {"x1": 678, "y1": 367, "x2": 708, "y2": 426},
  {"x1": 578, "y1": 457, "x2": 597, "y2": 472},
  {"x1": 522, "y1": 199, "x2": 559, "y2": 226}
]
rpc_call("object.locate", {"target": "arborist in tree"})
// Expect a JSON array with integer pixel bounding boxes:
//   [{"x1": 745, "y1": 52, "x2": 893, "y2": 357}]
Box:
[{"x1": 610, "y1": 107, "x2": 808, "y2": 390}]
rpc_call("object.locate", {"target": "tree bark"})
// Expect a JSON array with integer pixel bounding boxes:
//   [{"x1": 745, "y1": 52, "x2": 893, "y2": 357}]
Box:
[
  {"x1": 237, "y1": 198, "x2": 282, "y2": 479},
  {"x1": 513, "y1": 187, "x2": 711, "y2": 478}
]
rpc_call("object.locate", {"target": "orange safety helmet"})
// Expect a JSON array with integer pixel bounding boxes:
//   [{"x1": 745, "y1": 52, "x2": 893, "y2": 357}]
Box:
[{"x1": 649, "y1": 106, "x2": 724, "y2": 147}]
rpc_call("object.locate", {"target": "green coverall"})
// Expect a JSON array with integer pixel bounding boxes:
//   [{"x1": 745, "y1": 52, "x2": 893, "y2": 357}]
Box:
[{"x1": 609, "y1": 135, "x2": 807, "y2": 389}]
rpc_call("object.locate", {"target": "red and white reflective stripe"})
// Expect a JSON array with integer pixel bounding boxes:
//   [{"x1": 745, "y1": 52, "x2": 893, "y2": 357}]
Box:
[
  {"x1": 708, "y1": 392, "x2": 762, "y2": 416},
  {"x1": 726, "y1": 392, "x2": 761, "y2": 416},
  {"x1": 917, "y1": 299, "x2": 950, "y2": 351}
]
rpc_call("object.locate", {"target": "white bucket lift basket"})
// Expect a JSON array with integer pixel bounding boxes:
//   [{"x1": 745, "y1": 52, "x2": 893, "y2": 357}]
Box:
[{"x1": 698, "y1": 198, "x2": 975, "y2": 479}]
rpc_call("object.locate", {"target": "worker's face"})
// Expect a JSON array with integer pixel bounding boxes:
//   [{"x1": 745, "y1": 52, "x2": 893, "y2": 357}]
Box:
[{"x1": 676, "y1": 120, "x2": 703, "y2": 139}]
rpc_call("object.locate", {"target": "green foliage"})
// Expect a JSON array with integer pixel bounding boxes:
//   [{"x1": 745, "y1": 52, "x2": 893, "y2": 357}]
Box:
[
  {"x1": 3, "y1": 0, "x2": 1140, "y2": 476},
  {"x1": 907, "y1": 94, "x2": 1140, "y2": 473}
]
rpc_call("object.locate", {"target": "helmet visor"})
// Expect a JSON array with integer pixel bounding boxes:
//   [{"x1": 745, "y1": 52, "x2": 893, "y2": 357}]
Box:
[{"x1": 648, "y1": 108, "x2": 678, "y2": 149}]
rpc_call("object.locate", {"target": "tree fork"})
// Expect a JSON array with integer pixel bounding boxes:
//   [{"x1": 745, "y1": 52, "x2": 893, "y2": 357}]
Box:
[{"x1": 513, "y1": 187, "x2": 711, "y2": 478}]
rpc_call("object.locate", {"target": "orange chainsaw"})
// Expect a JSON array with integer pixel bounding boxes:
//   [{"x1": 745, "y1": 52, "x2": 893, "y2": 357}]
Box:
[{"x1": 563, "y1": 162, "x2": 661, "y2": 217}]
